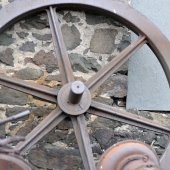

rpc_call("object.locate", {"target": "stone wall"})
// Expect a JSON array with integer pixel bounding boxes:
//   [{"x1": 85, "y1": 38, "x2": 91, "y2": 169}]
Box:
[{"x1": 0, "y1": 0, "x2": 169, "y2": 170}]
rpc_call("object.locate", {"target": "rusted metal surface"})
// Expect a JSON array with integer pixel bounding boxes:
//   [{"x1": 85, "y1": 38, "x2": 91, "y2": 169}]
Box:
[
  {"x1": 58, "y1": 82, "x2": 91, "y2": 115},
  {"x1": 0, "y1": 0, "x2": 169, "y2": 169},
  {"x1": 0, "y1": 154, "x2": 32, "y2": 170},
  {"x1": 97, "y1": 141, "x2": 161, "y2": 170},
  {"x1": 69, "y1": 81, "x2": 85, "y2": 104}
]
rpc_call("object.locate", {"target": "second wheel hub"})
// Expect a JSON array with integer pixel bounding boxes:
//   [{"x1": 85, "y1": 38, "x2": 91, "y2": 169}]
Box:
[{"x1": 58, "y1": 81, "x2": 91, "y2": 115}]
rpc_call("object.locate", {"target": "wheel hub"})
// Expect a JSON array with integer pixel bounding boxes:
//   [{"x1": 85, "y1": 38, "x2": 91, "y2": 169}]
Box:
[{"x1": 57, "y1": 81, "x2": 91, "y2": 115}]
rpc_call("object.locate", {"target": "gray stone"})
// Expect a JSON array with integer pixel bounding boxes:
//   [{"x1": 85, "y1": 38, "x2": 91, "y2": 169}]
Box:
[
  {"x1": 19, "y1": 41, "x2": 36, "y2": 52},
  {"x1": 45, "y1": 74, "x2": 61, "y2": 82},
  {"x1": 156, "y1": 135, "x2": 168, "y2": 148},
  {"x1": 97, "y1": 74, "x2": 128, "y2": 98},
  {"x1": 63, "y1": 12, "x2": 80, "y2": 23},
  {"x1": 33, "y1": 50, "x2": 58, "y2": 73},
  {"x1": 33, "y1": 106, "x2": 53, "y2": 117},
  {"x1": 83, "y1": 48, "x2": 89, "y2": 55},
  {"x1": 84, "y1": 57, "x2": 101, "y2": 72},
  {"x1": 69, "y1": 53, "x2": 89, "y2": 73},
  {"x1": 24, "y1": 57, "x2": 33, "y2": 64},
  {"x1": 142, "y1": 131, "x2": 156, "y2": 144},
  {"x1": 93, "y1": 96, "x2": 113, "y2": 106},
  {"x1": 0, "y1": 125, "x2": 6, "y2": 138},
  {"x1": 66, "y1": 131, "x2": 78, "y2": 148},
  {"x1": 93, "y1": 128, "x2": 114, "y2": 149},
  {"x1": 0, "y1": 48, "x2": 14, "y2": 66},
  {"x1": 32, "y1": 33, "x2": 52, "y2": 41},
  {"x1": 28, "y1": 145, "x2": 82, "y2": 170},
  {"x1": 92, "y1": 143, "x2": 102, "y2": 155},
  {"x1": 8, "y1": 0, "x2": 15, "y2": 2},
  {"x1": 90, "y1": 116, "x2": 121, "y2": 130},
  {"x1": 20, "y1": 15, "x2": 49, "y2": 30},
  {"x1": 16, "y1": 32, "x2": 29, "y2": 39},
  {"x1": 16, "y1": 119, "x2": 38, "y2": 136},
  {"x1": 90, "y1": 29, "x2": 117, "y2": 54},
  {"x1": 117, "y1": 34, "x2": 131, "y2": 52},
  {"x1": 62, "y1": 24, "x2": 81, "y2": 50},
  {"x1": 155, "y1": 147, "x2": 165, "y2": 157},
  {"x1": 15, "y1": 67, "x2": 44, "y2": 80},
  {"x1": 0, "y1": 33, "x2": 15, "y2": 46},
  {"x1": 42, "y1": 129, "x2": 68, "y2": 144},
  {"x1": 69, "y1": 53, "x2": 101, "y2": 73},
  {"x1": 0, "y1": 108, "x2": 6, "y2": 137},
  {"x1": 0, "y1": 86, "x2": 28, "y2": 105},
  {"x1": 114, "y1": 126, "x2": 142, "y2": 141},
  {"x1": 56, "y1": 118, "x2": 72, "y2": 130}
]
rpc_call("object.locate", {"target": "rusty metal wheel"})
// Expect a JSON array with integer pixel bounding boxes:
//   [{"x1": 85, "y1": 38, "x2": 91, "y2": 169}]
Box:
[
  {"x1": 0, "y1": 0, "x2": 170, "y2": 170},
  {"x1": 0, "y1": 154, "x2": 32, "y2": 170}
]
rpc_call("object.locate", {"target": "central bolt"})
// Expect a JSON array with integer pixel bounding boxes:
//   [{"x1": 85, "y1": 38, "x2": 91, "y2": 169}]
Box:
[{"x1": 69, "y1": 81, "x2": 85, "y2": 104}]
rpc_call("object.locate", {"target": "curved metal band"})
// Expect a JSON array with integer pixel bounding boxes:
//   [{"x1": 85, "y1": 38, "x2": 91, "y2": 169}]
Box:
[{"x1": 0, "y1": 0, "x2": 170, "y2": 84}]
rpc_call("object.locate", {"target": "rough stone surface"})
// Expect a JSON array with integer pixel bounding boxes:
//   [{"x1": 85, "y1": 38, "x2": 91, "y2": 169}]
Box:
[
  {"x1": 90, "y1": 116, "x2": 121, "y2": 129},
  {"x1": 93, "y1": 128, "x2": 114, "y2": 149},
  {"x1": 32, "y1": 33, "x2": 52, "y2": 41},
  {"x1": 56, "y1": 118, "x2": 72, "y2": 130},
  {"x1": 20, "y1": 15, "x2": 49, "y2": 30},
  {"x1": 0, "y1": 86, "x2": 28, "y2": 105},
  {"x1": 19, "y1": 41, "x2": 36, "y2": 52},
  {"x1": 16, "y1": 119, "x2": 39, "y2": 136},
  {"x1": 32, "y1": 50, "x2": 58, "y2": 73},
  {"x1": 69, "y1": 53, "x2": 101, "y2": 73},
  {"x1": 33, "y1": 106, "x2": 54, "y2": 117},
  {"x1": 97, "y1": 74, "x2": 128, "y2": 98},
  {"x1": 28, "y1": 145, "x2": 82, "y2": 170},
  {"x1": 118, "y1": 33, "x2": 131, "y2": 52},
  {"x1": 15, "y1": 67, "x2": 44, "y2": 80},
  {"x1": 16, "y1": 32, "x2": 29, "y2": 39},
  {"x1": 0, "y1": 48, "x2": 14, "y2": 66},
  {"x1": 156, "y1": 135, "x2": 168, "y2": 148},
  {"x1": 90, "y1": 29, "x2": 117, "y2": 54},
  {"x1": 62, "y1": 24, "x2": 81, "y2": 50},
  {"x1": 93, "y1": 96, "x2": 114, "y2": 106},
  {"x1": 63, "y1": 12, "x2": 80, "y2": 23},
  {"x1": 0, "y1": 33, "x2": 15, "y2": 46},
  {"x1": 8, "y1": 0, "x2": 15, "y2": 3}
]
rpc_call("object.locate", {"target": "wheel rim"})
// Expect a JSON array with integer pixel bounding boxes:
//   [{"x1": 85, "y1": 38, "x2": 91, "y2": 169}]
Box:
[{"x1": 0, "y1": 1, "x2": 170, "y2": 170}]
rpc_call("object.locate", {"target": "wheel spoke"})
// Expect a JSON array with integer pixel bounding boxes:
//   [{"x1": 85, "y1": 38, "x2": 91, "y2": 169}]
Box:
[
  {"x1": 85, "y1": 35, "x2": 146, "y2": 93},
  {"x1": 0, "y1": 74, "x2": 57, "y2": 103},
  {"x1": 71, "y1": 115, "x2": 96, "y2": 170},
  {"x1": 47, "y1": 7, "x2": 74, "y2": 84},
  {"x1": 89, "y1": 101, "x2": 170, "y2": 134},
  {"x1": 15, "y1": 107, "x2": 66, "y2": 154}
]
